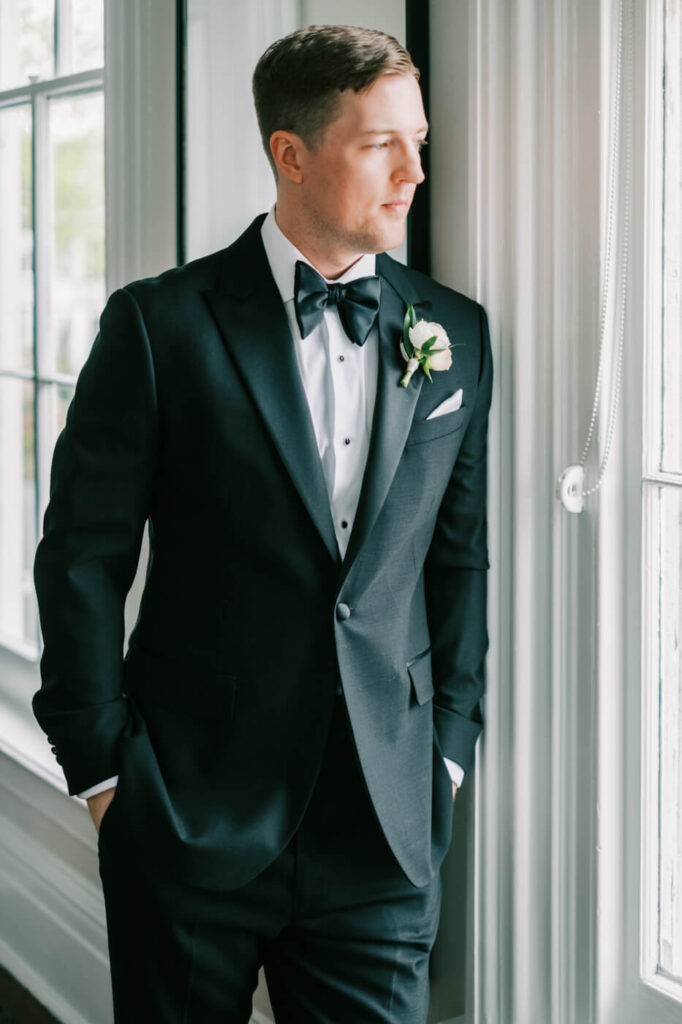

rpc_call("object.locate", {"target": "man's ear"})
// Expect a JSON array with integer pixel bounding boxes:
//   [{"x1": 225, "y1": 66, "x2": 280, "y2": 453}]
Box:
[{"x1": 270, "y1": 131, "x2": 306, "y2": 184}]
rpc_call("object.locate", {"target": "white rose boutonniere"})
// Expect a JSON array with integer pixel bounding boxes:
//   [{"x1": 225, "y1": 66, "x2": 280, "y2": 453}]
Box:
[{"x1": 399, "y1": 304, "x2": 457, "y2": 388}]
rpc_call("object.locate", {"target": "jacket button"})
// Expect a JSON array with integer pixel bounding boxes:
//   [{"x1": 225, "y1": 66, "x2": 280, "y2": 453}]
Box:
[{"x1": 336, "y1": 602, "x2": 351, "y2": 621}]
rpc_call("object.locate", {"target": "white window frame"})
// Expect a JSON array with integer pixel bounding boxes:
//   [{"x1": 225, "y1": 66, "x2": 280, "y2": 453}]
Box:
[
  {"x1": 0, "y1": 0, "x2": 176, "y2": 793},
  {"x1": 0, "y1": 67, "x2": 105, "y2": 665},
  {"x1": 639, "y1": 0, "x2": 682, "y2": 1013},
  {"x1": 596, "y1": 1, "x2": 682, "y2": 1020}
]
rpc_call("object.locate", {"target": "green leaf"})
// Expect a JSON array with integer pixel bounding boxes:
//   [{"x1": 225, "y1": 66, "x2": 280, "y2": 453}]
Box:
[
  {"x1": 409, "y1": 304, "x2": 418, "y2": 328},
  {"x1": 402, "y1": 306, "x2": 415, "y2": 357},
  {"x1": 421, "y1": 335, "x2": 438, "y2": 353}
]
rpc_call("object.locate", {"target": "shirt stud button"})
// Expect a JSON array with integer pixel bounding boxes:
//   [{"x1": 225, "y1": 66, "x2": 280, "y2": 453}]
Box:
[
  {"x1": 344, "y1": 437, "x2": 351, "y2": 445},
  {"x1": 341, "y1": 520, "x2": 348, "y2": 529}
]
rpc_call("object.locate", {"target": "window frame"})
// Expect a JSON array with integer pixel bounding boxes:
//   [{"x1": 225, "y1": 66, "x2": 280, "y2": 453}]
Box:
[
  {"x1": 598, "y1": 0, "x2": 682, "y2": 1020},
  {"x1": 0, "y1": 0, "x2": 177, "y2": 793},
  {"x1": 0, "y1": 66, "x2": 104, "y2": 661},
  {"x1": 640, "y1": 0, "x2": 682, "y2": 1008}
]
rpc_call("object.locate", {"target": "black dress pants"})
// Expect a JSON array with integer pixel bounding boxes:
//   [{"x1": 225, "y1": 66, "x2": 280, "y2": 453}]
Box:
[{"x1": 98, "y1": 697, "x2": 442, "y2": 1023}]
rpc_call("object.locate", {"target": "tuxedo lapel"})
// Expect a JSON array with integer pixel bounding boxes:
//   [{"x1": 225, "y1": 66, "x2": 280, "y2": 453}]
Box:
[
  {"x1": 337, "y1": 258, "x2": 431, "y2": 591},
  {"x1": 203, "y1": 217, "x2": 340, "y2": 565}
]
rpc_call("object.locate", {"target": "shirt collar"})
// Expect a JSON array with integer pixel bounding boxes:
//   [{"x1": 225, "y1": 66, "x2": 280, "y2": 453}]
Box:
[{"x1": 261, "y1": 205, "x2": 377, "y2": 305}]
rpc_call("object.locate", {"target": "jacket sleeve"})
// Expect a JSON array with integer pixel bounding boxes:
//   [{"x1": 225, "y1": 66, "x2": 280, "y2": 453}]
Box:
[
  {"x1": 423, "y1": 302, "x2": 493, "y2": 774},
  {"x1": 33, "y1": 286, "x2": 158, "y2": 795}
]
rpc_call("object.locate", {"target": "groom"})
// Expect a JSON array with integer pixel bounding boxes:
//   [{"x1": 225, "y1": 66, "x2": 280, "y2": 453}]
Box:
[{"x1": 33, "y1": 24, "x2": 492, "y2": 1023}]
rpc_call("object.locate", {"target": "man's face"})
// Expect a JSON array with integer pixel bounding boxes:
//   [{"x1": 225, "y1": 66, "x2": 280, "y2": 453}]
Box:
[{"x1": 295, "y1": 74, "x2": 428, "y2": 258}]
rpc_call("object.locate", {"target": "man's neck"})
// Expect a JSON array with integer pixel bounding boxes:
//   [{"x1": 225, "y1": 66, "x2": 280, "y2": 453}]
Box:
[{"x1": 273, "y1": 205, "x2": 365, "y2": 281}]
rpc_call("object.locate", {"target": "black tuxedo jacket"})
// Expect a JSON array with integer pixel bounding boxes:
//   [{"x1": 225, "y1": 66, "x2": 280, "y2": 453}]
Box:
[{"x1": 33, "y1": 214, "x2": 493, "y2": 890}]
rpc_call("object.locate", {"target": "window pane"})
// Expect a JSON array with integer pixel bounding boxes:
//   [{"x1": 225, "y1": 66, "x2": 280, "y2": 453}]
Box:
[
  {"x1": 661, "y1": 0, "x2": 681, "y2": 473},
  {"x1": 44, "y1": 91, "x2": 104, "y2": 379},
  {"x1": 70, "y1": 0, "x2": 103, "y2": 73},
  {"x1": 0, "y1": 377, "x2": 37, "y2": 648},
  {"x1": 0, "y1": 105, "x2": 34, "y2": 374},
  {"x1": 0, "y1": 0, "x2": 55, "y2": 90},
  {"x1": 657, "y1": 484, "x2": 682, "y2": 979}
]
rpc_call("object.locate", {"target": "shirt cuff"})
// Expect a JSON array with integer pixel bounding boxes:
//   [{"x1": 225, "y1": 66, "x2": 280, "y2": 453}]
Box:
[
  {"x1": 443, "y1": 758, "x2": 465, "y2": 788},
  {"x1": 77, "y1": 775, "x2": 119, "y2": 799}
]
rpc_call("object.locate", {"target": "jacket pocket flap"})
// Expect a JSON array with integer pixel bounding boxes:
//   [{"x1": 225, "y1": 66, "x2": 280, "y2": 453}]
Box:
[{"x1": 407, "y1": 647, "x2": 434, "y2": 705}]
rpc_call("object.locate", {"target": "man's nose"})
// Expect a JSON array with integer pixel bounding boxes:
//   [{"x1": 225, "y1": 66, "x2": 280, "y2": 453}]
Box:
[{"x1": 395, "y1": 144, "x2": 425, "y2": 184}]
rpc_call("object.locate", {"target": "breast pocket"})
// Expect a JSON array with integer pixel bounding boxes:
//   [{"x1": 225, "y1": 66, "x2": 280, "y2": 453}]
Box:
[{"x1": 405, "y1": 403, "x2": 469, "y2": 446}]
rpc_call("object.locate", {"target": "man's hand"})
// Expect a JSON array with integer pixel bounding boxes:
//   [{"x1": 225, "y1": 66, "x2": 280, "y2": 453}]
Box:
[{"x1": 86, "y1": 786, "x2": 116, "y2": 834}]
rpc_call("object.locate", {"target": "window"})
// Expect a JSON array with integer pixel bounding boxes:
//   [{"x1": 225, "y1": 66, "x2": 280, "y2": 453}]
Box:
[
  {"x1": 0, "y1": 0, "x2": 104, "y2": 655},
  {"x1": 643, "y1": 0, "x2": 682, "y2": 1001}
]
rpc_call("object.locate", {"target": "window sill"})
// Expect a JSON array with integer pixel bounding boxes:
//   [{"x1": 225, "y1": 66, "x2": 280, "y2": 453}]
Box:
[
  {"x1": 0, "y1": 644, "x2": 68, "y2": 797},
  {"x1": 0, "y1": 631, "x2": 39, "y2": 663}
]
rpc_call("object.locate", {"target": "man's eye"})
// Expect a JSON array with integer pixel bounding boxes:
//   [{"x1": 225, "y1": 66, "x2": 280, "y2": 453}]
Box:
[
  {"x1": 372, "y1": 142, "x2": 389, "y2": 150},
  {"x1": 416, "y1": 139, "x2": 429, "y2": 150}
]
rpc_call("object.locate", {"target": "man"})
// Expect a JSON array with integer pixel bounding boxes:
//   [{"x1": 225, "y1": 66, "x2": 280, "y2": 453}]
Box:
[{"x1": 33, "y1": 24, "x2": 492, "y2": 1024}]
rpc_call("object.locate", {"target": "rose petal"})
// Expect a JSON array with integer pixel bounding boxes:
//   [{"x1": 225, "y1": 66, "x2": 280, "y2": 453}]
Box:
[
  {"x1": 409, "y1": 320, "x2": 434, "y2": 346},
  {"x1": 429, "y1": 348, "x2": 453, "y2": 371}
]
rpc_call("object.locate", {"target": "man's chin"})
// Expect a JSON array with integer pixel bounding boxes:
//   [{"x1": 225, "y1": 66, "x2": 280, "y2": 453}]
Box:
[
  {"x1": 378, "y1": 212, "x2": 410, "y2": 251},
  {"x1": 360, "y1": 227, "x2": 407, "y2": 255},
  {"x1": 381, "y1": 230, "x2": 407, "y2": 254},
  {"x1": 339, "y1": 218, "x2": 407, "y2": 256}
]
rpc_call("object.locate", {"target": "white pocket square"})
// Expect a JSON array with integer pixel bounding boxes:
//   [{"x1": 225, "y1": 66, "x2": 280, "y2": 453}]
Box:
[{"x1": 426, "y1": 388, "x2": 463, "y2": 420}]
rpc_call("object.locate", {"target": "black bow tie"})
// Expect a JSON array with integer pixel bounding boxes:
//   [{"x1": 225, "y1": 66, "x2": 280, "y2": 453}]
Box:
[{"x1": 294, "y1": 260, "x2": 382, "y2": 347}]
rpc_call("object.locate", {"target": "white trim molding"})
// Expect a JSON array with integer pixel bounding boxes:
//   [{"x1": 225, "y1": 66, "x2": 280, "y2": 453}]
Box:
[{"x1": 0, "y1": 752, "x2": 111, "y2": 1024}]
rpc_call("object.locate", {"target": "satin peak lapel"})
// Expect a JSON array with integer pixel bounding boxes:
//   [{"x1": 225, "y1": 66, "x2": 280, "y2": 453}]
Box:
[
  {"x1": 338, "y1": 260, "x2": 431, "y2": 589},
  {"x1": 202, "y1": 217, "x2": 340, "y2": 565}
]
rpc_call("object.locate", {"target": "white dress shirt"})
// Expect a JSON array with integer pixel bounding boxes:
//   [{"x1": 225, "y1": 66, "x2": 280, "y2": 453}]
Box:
[
  {"x1": 260, "y1": 208, "x2": 463, "y2": 790},
  {"x1": 261, "y1": 208, "x2": 379, "y2": 560},
  {"x1": 77, "y1": 208, "x2": 464, "y2": 799}
]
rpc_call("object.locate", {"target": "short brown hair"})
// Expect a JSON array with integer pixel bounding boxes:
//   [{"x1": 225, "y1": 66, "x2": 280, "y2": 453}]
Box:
[{"x1": 252, "y1": 24, "x2": 420, "y2": 175}]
